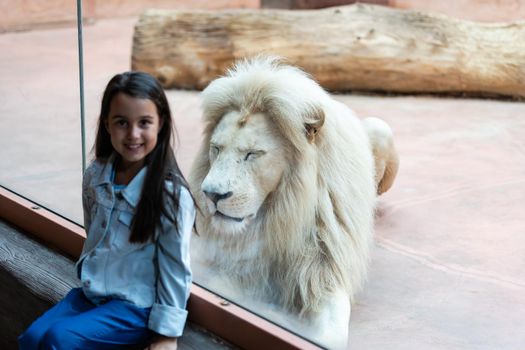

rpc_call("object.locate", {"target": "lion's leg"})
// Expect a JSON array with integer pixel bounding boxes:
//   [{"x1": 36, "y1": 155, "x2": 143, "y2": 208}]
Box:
[
  {"x1": 314, "y1": 289, "x2": 351, "y2": 349},
  {"x1": 362, "y1": 117, "x2": 399, "y2": 195},
  {"x1": 247, "y1": 289, "x2": 350, "y2": 349}
]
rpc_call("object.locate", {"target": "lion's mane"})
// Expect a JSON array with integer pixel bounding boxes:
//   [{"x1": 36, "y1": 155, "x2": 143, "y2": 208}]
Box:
[{"x1": 189, "y1": 57, "x2": 376, "y2": 316}]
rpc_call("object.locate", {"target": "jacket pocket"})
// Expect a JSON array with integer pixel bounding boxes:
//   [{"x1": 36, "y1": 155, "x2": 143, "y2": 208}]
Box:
[
  {"x1": 112, "y1": 211, "x2": 134, "y2": 248},
  {"x1": 118, "y1": 211, "x2": 133, "y2": 227}
]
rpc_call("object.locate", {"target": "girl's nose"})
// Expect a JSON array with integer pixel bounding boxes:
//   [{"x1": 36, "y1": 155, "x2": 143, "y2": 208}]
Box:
[{"x1": 127, "y1": 125, "x2": 140, "y2": 139}]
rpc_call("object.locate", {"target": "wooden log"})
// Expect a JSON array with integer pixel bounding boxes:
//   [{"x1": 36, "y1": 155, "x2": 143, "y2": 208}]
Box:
[{"x1": 131, "y1": 4, "x2": 525, "y2": 98}]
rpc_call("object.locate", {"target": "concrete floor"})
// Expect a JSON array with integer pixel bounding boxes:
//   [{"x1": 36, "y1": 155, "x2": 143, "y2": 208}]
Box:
[{"x1": 1, "y1": 16, "x2": 524, "y2": 350}]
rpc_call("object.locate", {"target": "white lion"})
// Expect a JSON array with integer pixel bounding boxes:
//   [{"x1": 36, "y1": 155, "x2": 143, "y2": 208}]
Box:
[{"x1": 189, "y1": 57, "x2": 398, "y2": 349}]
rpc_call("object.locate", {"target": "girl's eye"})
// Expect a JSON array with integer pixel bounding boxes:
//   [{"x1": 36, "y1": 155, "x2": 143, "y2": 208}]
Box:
[
  {"x1": 139, "y1": 120, "x2": 152, "y2": 127},
  {"x1": 116, "y1": 120, "x2": 127, "y2": 127}
]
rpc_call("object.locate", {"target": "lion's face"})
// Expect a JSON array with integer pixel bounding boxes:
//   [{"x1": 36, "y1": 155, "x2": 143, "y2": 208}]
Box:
[{"x1": 200, "y1": 110, "x2": 287, "y2": 235}]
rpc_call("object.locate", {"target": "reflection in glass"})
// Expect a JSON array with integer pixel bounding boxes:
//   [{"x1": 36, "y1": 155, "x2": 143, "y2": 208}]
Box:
[
  {"x1": 0, "y1": 6, "x2": 83, "y2": 223},
  {"x1": 0, "y1": 2, "x2": 322, "y2": 348}
]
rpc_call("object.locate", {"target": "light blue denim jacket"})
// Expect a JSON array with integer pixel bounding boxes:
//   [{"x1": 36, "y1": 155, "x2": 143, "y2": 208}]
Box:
[{"x1": 76, "y1": 154, "x2": 195, "y2": 337}]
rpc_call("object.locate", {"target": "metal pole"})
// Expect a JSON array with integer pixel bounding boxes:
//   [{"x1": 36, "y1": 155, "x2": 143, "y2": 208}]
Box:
[{"x1": 76, "y1": 0, "x2": 86, "y2": 173}]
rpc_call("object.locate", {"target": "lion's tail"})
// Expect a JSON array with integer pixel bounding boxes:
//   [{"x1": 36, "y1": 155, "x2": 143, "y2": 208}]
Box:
[{"x1": 362, "y1": 117, "x2": 400, "y2": 195}]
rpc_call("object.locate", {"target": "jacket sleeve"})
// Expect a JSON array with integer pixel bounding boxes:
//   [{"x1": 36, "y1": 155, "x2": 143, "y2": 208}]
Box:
[{"x1": 148, "y1": 185, "x2": 195, "y2": 337}]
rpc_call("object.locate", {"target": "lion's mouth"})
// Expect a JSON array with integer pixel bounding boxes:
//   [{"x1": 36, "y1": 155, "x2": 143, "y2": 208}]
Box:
[{"x1": 215, "y1": 211, "x2": 245, "y2": 223}]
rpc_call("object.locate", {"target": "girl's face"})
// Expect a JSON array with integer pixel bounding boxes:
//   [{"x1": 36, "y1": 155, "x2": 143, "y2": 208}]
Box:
[{"x1": 105, "y1": 93, "x2": 163, "y2": 170}]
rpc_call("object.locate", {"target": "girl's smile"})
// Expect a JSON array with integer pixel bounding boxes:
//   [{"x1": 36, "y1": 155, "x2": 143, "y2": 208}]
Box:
[{"x1": 105, "y1": 92, "x2": 163, "y2": 177}]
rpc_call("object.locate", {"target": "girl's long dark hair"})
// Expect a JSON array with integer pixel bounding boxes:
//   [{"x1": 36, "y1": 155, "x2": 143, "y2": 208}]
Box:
[{"x1": 94, "y1": 71, "x2": 188, "y2": 243}]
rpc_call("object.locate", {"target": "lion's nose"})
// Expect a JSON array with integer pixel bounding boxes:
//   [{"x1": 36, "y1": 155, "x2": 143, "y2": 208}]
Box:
[{"x1": 203, "y1": 191, "x2": 233, "y2": 205}]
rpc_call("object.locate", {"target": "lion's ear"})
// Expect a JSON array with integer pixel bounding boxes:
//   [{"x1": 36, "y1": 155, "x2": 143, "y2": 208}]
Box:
[{"x1": 304, "y1": 107, "x2": 325, "y2": 143}]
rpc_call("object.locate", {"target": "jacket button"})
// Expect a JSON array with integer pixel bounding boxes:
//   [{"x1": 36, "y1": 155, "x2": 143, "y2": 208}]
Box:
[
  {"x1": 83, "y1": 280, "x2": 91, "y2": 288},
  {"x1": 101, "y1": 220, "x2": 107, "y2": 228}
]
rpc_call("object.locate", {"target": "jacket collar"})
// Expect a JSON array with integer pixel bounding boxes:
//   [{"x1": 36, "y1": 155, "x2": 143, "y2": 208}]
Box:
[
  {"x1": 121, "y1": 167, "x2": 147, "y2": 208},
  {"x1": 92, "y1": 153, "x2": 147, "y2": 208},
  {"x1": 93, "y1": 153, "x2": 115, "y2": 187}
]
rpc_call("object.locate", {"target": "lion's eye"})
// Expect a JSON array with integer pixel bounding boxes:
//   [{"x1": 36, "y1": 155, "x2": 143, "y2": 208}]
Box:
[
  {"x1": 244, "y1": 151, "x2": 264, "y2": 161},
  {"x1": 210, "y1": 145, "x2": 220, "y2": 158},
  {"x1": 244, "y1": 152, "x2": 254, "y2": 161}
]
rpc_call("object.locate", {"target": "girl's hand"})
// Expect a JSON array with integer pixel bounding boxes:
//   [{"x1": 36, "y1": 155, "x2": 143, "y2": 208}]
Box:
[{"x1": 145, "y1": 336, "x2": 178, "y2": 350}]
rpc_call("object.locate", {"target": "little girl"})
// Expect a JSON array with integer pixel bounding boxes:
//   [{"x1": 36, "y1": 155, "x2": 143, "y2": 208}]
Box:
[{"x1": 19, "y1": 72, "x2": 195, "y2": 350}]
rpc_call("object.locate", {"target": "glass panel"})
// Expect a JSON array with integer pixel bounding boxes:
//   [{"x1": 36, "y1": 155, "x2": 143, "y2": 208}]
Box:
[
  {"x1": 0, "y1": 1, "x2": 323, "y2": 348},
  {"x1": 0, "y1": 2, "x2": 83, "y2": 224},
  {"x1": 81, "y1": 2, "x2": 320, "y2": 348}
]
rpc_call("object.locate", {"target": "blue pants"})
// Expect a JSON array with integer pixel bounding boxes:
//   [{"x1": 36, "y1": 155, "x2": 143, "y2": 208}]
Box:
[{"x1": 18, "y1": 288, "x2": 154, "y2": 350}]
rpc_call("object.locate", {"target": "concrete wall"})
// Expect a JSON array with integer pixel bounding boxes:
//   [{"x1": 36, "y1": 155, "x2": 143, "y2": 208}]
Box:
[
  {"x1": 0, "y1": 0, "x2": 259, "y2": 33},
  {"x1": 1, "y1": 0, "x2": 524, "y2": 33},
  {"x1": 261, "y1": 0, "x2": 387, "y2": 9}
]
